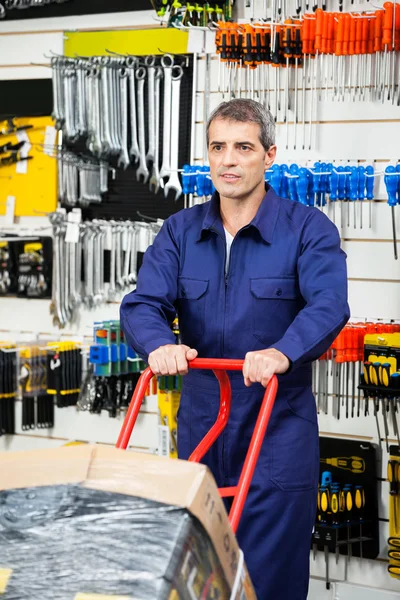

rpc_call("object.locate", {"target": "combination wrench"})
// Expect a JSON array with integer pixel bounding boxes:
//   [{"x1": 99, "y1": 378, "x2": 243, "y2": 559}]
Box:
[
  {"x1": 127, "y1": 57, "x2": 140, "y2": 163},
  {"x1": 164, "y1": 65, "x2": 183, "y2": 201},
  {"x1": 135, "y1": 67, "x2": 149, "y2": 183},
  {"x1": 145, "y1": 55, "x2": 156, "y2": 166},
  {"x1": 149, "y1": 67, "x2": 163, "y2": 194},
  {"x1": 159, "y1": 54, "x2": 174, "y2": 183}
]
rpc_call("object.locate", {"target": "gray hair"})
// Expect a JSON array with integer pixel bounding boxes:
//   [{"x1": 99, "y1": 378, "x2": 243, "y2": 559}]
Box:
[{"x1": 206, "y1": 99, "x2": 276, "y2": 151}]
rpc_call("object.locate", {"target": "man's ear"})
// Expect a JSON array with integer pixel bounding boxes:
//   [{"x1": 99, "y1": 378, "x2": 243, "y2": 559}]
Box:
[{"x1": 264, "y1": 145, "x2": 277, "y2": 171}]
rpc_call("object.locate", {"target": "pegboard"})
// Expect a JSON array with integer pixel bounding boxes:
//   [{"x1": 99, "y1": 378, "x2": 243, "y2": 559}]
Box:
[{"x1": 67, "y1": 56, "x2": 193, "y2": 222}]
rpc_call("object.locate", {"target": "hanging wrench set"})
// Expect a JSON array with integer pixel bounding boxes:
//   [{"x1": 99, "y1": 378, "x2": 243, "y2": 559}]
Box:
[
  {"x1": 58, "y1": 151, "x2": 110, "y2": 207},
  {"x1": 51, "y1": 52, "x2": 192, "y2": 208},
  {"x1": 49, "y1": 211, "x2": 161, "y2": 329}
]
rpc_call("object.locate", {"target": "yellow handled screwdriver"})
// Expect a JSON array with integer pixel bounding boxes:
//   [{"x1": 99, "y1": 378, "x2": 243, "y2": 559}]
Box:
[
  {"x1": 388, "y1": 460, "x2": 399, "y2": 534},
  {"x1": 320, "y1": 456, "x2": 365, "y2": 474}
]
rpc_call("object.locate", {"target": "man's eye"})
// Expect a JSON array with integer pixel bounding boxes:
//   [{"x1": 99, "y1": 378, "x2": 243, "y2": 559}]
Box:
[
  {"x1": 241, "y1": 145, "x2": 250, "y2": 151},
  {"x1": 213, "y1": 145, "x2": 222, "y2": 151}
]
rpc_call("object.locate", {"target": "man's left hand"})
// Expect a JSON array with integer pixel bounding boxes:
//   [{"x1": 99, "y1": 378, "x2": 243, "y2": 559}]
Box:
[{"x1": 243, "y1": 349, "x2": 290, "y2": 388}]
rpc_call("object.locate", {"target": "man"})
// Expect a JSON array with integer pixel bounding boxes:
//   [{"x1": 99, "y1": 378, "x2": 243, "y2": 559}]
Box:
[{"x1": 121, "y1": 99, "x2": 350, "y2": 599}]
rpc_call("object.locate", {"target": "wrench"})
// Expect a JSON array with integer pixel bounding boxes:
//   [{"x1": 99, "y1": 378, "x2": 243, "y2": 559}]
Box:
[
  {"x1": 159, "y1": 54, "x2": 174, "y2": 182},
  {"x1": 117, "y1": 68, "x2": 130, "y2": 169},
  {"x1": 145, "y1": 55, "x2": 156, "y2": 166},
  {"x1": 127, "y1": 57, "x2": 140, "y2": 163},
  {"x1": 164, "y1": 65, "x2": 183, "y2": 201},
  {"x1": 135, "y1": 67, "x2": 149, "y2": 183},
  {"x1": 149, "y1": 67, "x2": 163, "y2": 194}
]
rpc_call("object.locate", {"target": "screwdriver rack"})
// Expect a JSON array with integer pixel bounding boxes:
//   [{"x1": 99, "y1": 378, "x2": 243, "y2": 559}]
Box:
[
  {"x1": 360, "y1": 332, "x2": 400, "y2": 450},
  {"x1": 314, "y1": 437, "x2": 379, "y2": 589},
  {"x1": 313, "y1": 322, "x2": 400, "y2": 418},
  {"x1": 212, "y1": 5, "x2": 400, "y2": 149}
]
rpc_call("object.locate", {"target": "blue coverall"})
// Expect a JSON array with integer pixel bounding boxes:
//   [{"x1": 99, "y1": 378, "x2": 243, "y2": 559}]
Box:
[{"x1": 120, "y1": 185, "x2": 350, "y2": 599}]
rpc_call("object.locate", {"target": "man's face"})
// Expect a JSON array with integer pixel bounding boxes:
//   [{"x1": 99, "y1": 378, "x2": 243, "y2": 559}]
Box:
[{"x1": 208, "y1": 118, "x2": 276, "y2": 201}]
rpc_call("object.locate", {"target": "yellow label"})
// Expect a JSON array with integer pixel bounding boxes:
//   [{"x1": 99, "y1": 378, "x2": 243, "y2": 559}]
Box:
[
  {"x1": 74, "y1": 595, "x2": 133, "y2": 600},
  {"x1": 64, "y1": 28, "x2": 189, "y2": 58},
  {"x1": 0, "y1": 568, "x2": 12, "y2": 594}
]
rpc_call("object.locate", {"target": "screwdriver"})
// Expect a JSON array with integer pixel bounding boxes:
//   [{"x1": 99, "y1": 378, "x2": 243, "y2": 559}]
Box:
[
  {"x1": 388, "y1": 459, "x2": 399, "y2": 534},
  {"x1": 293, "y1": 22, "x2": 302, "y2": 150},
  {"x1": 384, "y1": 165, "x2": 398, "y2": 260},
  {"x1": 354, "y1": 484, "x2": 366, "y2": 560},
  {"x1": 320, "y1": 456, "x2": 365, "y2": 473},
  {"x1": 344, "y1": 484, "x2": 353, "y2": 562}
]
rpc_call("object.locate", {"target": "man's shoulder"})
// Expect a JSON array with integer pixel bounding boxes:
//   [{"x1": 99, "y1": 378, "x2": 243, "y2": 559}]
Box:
[
  {"x1": 166, "y1": 201, "x2": 210, "y2": 230},
  {"x1": 277, "y1": 194, "x2": 337, "y2": 234}
]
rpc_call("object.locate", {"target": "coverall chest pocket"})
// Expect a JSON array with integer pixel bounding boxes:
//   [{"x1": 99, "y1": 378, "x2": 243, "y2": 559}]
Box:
[
  {"x1": 250, "y1": 277, "x2": 299, "y2": 343},
  {"x1": 177, "y1": 277, "x2": 209, "y2": 339}
]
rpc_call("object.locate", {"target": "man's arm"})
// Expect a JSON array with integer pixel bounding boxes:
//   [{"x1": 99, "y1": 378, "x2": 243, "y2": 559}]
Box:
[
  {"x1": 272, "y1": 209, "x2": 350, "y2": 370},
  {"x1": 120, "y1": 219, "x2": 179, "y2": 362},
  {"x1": 243, "y1": 210, "x2": 350, "y2": 386}
]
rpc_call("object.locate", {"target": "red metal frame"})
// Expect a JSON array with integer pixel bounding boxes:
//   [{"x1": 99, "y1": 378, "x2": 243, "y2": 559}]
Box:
[{"x1": 116, "y1": 358, "x2": 278, "y2": 533}]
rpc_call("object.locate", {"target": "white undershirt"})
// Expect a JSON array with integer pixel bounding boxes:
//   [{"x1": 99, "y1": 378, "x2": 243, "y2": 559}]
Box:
[{"x1": 224, "y1": 227, "x2": 234, "y2": 275}]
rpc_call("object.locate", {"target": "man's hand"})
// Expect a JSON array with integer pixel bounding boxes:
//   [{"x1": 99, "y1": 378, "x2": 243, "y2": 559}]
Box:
[
  {"x1": 243, "y1": 349, "x2": 290, "y2": 388},
  {"x1": 148, "y1": 344, "x2": 198, "y2": 376}
]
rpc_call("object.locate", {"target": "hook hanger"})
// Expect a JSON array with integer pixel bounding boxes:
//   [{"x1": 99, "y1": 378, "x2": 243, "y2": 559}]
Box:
[{"x1": 136, "y1": 211, "x2": 158, "y2": 223}]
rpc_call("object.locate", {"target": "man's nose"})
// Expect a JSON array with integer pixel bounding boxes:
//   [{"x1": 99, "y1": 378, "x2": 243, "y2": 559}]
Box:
[{"x1": 222, "y1": 147, "x2": 239, "y2": 167}]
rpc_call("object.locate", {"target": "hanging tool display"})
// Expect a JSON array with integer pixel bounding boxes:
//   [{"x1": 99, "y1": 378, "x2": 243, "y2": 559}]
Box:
[
  {"x1": 384, "y1": 166, "x2": 400, "y2": 260},
  {"x1": 0, "y1": 243, "x2": 12, "y2": 295},
  {"x1": 0, "y1": 138, "x2": 32, "y2": 169},
  {"x1": 58, "y1": 151, "x2": 110, "y2": 207},
  {"x1": 49, "y1": 212, "x2": 161, "y2": 328},
  {"x1": 313, "y1": 321, "x2": 400, "y2": 432},
  {"x1": 388, "y1": 446, "x2": 400, "y2": 580},
  {"x1": 151, "y1": 0, "x2": 233, "y2": 23},
  {"x1": 0, "y1": 342, "x2": 17, "y2": 436},
  {"x1": 46, "y1": 340, "x2": 82, "y2": 409},
  {"x1": 20, "y1": 345, "x2": 53, "y2": 429},
  {"x1": 0, "y1": 238, "x2": 52, "y2": 299},
  {"x1": 0, "y1": 0, "x2": 71, "y2": 18},
  {"x1": 51, "y1": 53, "x2": 189, "y2": 201},
  {"x1": 17, "y1": 242, "x2": 48, "y2": 299},
  {"x1": 314, "y1": 437, "x2": 379, "y2": 589},
  {"x1": 360, "y1": 331, "x2": 400, "y2": 450},
  {"x1": 214, "y1": 7, "x2": 400, "y2": 149},
  {"x1": 265, "y1": 162, "x2": 376, "y2": 228},
  {"x1": 88, "y1": 320, "x2": 147, "y2": 418}
]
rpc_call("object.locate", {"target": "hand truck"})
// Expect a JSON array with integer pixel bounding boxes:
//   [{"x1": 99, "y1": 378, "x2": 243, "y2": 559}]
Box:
[{"x1": 116, "y1": 358, "x2": 278, "y2": 534}]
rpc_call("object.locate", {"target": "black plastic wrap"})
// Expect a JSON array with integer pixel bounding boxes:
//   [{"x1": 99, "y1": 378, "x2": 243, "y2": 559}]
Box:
[{"x1": 0, "y1": 484, "x2": 231, "y2": 599}]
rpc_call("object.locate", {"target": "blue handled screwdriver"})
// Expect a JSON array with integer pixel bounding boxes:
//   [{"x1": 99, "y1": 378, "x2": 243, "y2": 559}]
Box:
[
  {"x1": 357, "y1": 165, "x2": 366, "y2": 230},
  {"x1": 280, "y1": 164, "x2": 290, "y2": 199},
  {"x1": 297, "y1": 168, "x2": 309, "y2": 206},
  {"x1": 270, "y1": 164, "x2": 282, "y2": 196},
  {"x1": 349, "y1": 166, "x2": 359, "y2": 228},
  {"x1": 365, "y1": 165, "x2": 374, "y2": 228},
  {"x1": 329, "y1": 163, "x2": 339, "y2": 224},
  {"x1": 288, "y1": 164, "x2": 299, "y2": 202},
  {"x1": 384, "y1": 165, "x2": 398, "y2": 260}
]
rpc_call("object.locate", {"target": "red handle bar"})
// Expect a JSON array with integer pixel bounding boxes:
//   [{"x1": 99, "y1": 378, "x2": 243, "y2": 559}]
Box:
[{"x1": 116, "y1": 358, "x2": 278, "y2": 533}]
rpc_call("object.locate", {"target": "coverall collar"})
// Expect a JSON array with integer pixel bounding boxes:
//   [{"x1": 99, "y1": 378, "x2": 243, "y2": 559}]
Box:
[{"x1": 198, "y1": 183, "x2": 280, "y2": 244}]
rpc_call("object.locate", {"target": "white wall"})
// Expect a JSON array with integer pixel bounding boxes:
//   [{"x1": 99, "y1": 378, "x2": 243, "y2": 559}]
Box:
[{"x1": 0, "y1": 4, "x2": 399, "y2": 598}]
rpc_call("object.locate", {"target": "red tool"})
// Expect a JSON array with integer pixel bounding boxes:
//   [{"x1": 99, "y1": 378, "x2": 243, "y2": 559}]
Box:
[{"x1": 116, "y1": 358, "x2": 278, "y2": 533}]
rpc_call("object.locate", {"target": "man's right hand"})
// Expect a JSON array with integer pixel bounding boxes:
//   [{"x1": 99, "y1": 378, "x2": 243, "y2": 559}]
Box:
[{"x1": 148, "y1": 344, "x2": 198, "y2": 376}]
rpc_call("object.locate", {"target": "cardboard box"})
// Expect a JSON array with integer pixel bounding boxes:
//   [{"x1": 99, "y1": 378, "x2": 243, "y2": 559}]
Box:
[{"x1": 0, "y1": 445, "x2": 256, "y2": 599}]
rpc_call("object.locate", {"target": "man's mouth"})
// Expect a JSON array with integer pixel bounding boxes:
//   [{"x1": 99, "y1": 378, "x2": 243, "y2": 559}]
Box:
[{"x1": 220, "y1": 173, "x2": 240, "y2": 181}]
